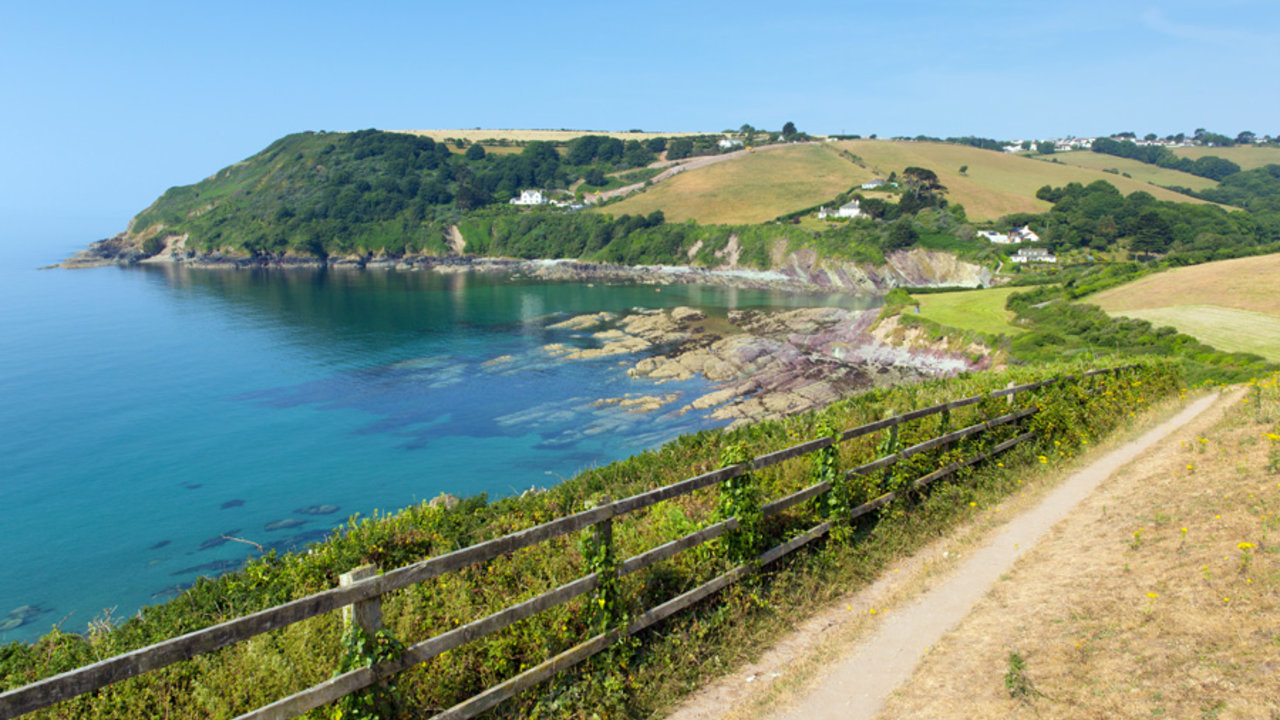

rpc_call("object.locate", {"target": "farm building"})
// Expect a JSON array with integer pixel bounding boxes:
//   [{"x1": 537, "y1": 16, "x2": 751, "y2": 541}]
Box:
[
  {"x1": 1010, "y1": 247, "x2": 1057, "y2": 264},
  {"x1": 818, "y1": 199, "x2": 864, "y2": 219},
  {"x1": 861, "y1": 178, "x2": 887, "y2": 190},
  {"x1": 510, "y1": 189, "x2": 547, "y2": 206}
]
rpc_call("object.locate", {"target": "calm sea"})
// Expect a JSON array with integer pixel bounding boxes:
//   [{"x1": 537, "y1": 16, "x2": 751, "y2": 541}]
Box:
[{"x1": 0, "y1": 236, "x2": 870, "y2": 642}]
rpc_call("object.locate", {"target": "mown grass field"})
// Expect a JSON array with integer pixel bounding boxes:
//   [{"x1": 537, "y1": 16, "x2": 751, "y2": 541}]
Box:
[
  {"x1": 912, "y1": 286, "x2": 1025, "y2": 336},
  {"x1": 1088, "y1": 253, "x2": 1280, "y2": 360},
  {"x1": 601, "y1": 144, "x2": 873, "y2": 225},
  {"x1": 1170, "y1": 145, "x2": 1280, "y2": 170},
  {"x1": 833, "y1": 141, "x2": 1215, "y2": 221},
  {"x1": 1112, "y1": 305, "x2": 1280, "y2": 360},
  {"x1": 397, "y1": 128, "x2": 702, "y2": 143},
  {"x1": 1040, "y1": 151, "x2": 1220, "y2": 191},
  {"x1": 1089, "y1": 253, "x2": 1280, "y2": 315}
]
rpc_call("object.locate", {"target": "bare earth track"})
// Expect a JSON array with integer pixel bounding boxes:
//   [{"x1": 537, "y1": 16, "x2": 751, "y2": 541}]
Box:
[{"x1": 665, "y1": 389, "x2": 1262, "y2": 720}]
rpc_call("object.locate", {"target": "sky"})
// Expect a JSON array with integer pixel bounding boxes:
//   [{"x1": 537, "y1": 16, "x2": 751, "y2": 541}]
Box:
[{"x1": 2, "y1": 0, "x2": 1278, "y2": 246}]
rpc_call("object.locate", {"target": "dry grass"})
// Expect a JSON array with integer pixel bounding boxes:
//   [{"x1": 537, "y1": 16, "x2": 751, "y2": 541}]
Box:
[
  {"x1": 1170, "y1": 145, "x2": 1280, "y2": 171},
  {"x1": 1090, "y1": 253, "x2": 1280, "y2": 315},
  {"x1": 833, "y1": 141, "x2": 1216, "y2": 221},
  {"x1": 601, "y1": 144, "x2": 873, "y2": 225},
  {"x1": 1042, "y1": 151, "x2": 1220, "y2": 191},
  {"x1": 394, "y1": 128, "x2": 702, "y2": 143},
  {"x1": 875, "y1": 381, "x2": 1280, "y2": 720}
]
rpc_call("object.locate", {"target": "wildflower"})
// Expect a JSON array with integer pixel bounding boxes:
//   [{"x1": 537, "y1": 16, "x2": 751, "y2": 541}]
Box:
[
  {"x1": 969, "y1": 501, "x2": 977, "y2": 507},
  {"x1": 1146, "y1": 592, "x2": 1158, "y2": 599},
  {"x1": 1238, "y1": 542, "x2": 1256, "y2": 550},
  {"x1": 1038, "y1": 455, "x2": 1048, "y2": 464}
]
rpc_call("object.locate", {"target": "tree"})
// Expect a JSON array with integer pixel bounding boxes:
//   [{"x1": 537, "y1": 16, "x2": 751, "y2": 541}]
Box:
[
  {"x1": 902, "y1": 166, "x2": 941, "y2": 190},
  {"x1": 1020, "y1": 141, "x2": 1032, "y2": 151},
  {"x1": 1144, "y1": 133, "x2": 1157, "y2": 141},
  {"x1": 959, "y1": 165, "x2": 969, "y2": 175},
  {"x1": 883, "y1": 219, "x2": 919, "y2": 251},
  {"x1": 464, "y1": 144, "x2": 486, "y2": 161},
  {"x1": 1036, "y1": 140, "x2": 1056, "y2": 155},
  {"x1": 1237, "y1": 130, "x2": 1256, "y2": 144},
  {"x1": 782, "y1": 121, "x2": 797, "y2": 137},
  {"x1": 667, "y1": 138, "x2": 693, "y2": 160},
  {"x1": 583, "y1": 168, "x2": 606, "y2": 186}
]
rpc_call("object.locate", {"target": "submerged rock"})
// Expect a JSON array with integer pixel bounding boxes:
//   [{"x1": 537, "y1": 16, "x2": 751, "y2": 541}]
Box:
[
  {"x1": 220, "y1": 499, "x2": 246, "y2": 510},
  {"x1": 196, "y1": 530, "x2": 241, "y2": 552},
  {"x1": 294, "y1": 504, "x2": 340, "y2": 516},
  {"x1": 149, "y1": 540, "x2": 171, "y2": 550},
  {"x1": 264, "y1": 518, "x2": 307, "y2": 532}
]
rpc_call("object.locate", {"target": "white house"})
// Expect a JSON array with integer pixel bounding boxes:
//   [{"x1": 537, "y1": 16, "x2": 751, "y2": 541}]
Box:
[
  {"x1": 817, "y1": 199, "x2": 864, "y2": 220},
  {"x1": 978, "y1": 230, "x2": 1013, "y2": 244},
  {"x1": 718, "y1": 137, "x2": 745, "y2": 149},
  {"x1": 1010, "y1": 225, "x2": 1040, "y2": 243},
  {"x1": 1010, "y1": 247, "x2": 1056, "y2": 264},
  {"x1": 861, "y1": 178, "x2": 887, "y2": 190},
  {"x1": 510, "y1": 189, "x2": 546, "y2": 206}
]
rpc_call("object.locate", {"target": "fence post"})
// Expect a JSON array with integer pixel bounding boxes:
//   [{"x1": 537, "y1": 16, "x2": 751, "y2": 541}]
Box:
[
  {"x1": 1006, "y1": 381, "x2": 1016, "y2": 407},
  {"x1": 340, "y1": 565, "x2": 382, "y2": 637}
]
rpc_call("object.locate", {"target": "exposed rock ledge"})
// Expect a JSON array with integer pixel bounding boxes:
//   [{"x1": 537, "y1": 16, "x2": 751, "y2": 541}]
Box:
[{"x1": 547, "y1": 305, "x2": 992, "y2": 427}]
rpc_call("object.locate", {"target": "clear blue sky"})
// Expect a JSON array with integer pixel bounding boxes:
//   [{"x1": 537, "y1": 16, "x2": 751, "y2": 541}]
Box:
[{"x1": 2, "y1": 0, "x2": 1277, "y2": 246}]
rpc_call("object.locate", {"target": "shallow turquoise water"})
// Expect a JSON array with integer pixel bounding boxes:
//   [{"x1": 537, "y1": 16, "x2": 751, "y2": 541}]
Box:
[{"x1": 0, "y1": 240, "x2": 869, "y2": 642}]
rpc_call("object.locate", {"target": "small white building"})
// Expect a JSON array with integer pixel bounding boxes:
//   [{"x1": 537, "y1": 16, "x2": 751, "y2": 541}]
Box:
[
  {"x1": 718, "y1": 137, "x2": 745, "y2": 149},
  {"x1": 1010, "y1": 247, "x2": 1057, "y2": 264},
  {"x1": 978, "y1": 230, "x2": 1013, "y2": 244},
  {"x1": 817, "y1": 199, "x2": 864, "y2": 220},
  {"x1": 510, "y1": 189, "x2": 546, "y2": 206},
  {"x1": 861, "y1": 178, "x2": 887, "y2": 190},
  {"x1": 1010, "y1": 225, "x2": 1040, "y2": 243}
]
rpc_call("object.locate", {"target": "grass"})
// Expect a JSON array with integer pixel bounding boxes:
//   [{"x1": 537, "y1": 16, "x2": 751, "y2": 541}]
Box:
[
  {"x1": 833, "y1": 141, "x2": 1216, "y2": 221},
  {"x1": 395, "y1": 128, "x2": 702, "y2": 143},
  {"x1": 1106, "y1": 305, "x2": 1280, "y2": 361},
  {"x1": 1170, "y1": 145, "x2": 1280, "y2": 171},
  {"x1": 1088, "y1": 252, "x2": 1280, "y2": 319},
  {"x1": 910, "y1": 286, "x2": 1026, "y2": 336},
  {"x1": 601, "y1": 144, "x2": 873, "y2": 225},
  {"x1": 1040, "y1": 151, "x2": 1220, "y2": 192},
  {"x1": 873, "y1": 377, "x2": 1280, "y2": 720}
]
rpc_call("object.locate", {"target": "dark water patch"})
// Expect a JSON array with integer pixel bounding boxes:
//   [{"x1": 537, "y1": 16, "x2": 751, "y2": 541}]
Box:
[
  {"x1": 1, "y1": 604, "x2": 52, "y2": 630},
  {"x1": 294, "y1": 504, "x2": 339, "y2": 516},
  {"x1": 182, "y1": 483, "x2": 203, "y2": 490},
  {"x1": 196, "y1": 530, "x2": 241, "y2": 552},
  {"x1": 220, "y1": 499, "x2": 245, "y2": 510},
  {"x1": 264, "y1": 518, "x2": 307, "y2": 532},
  {"x1": 264, "y1": 528, "x2": 333, "y2": 554},
  {"x1": 151, "y1": 583, "x2": 194, "y2": 599},
  {"x1": 149, "y1": 540, "x2": 171, "y2": 550},
  {"x1": 171, "y1": 559, "x2": 242, "y2": 578}
]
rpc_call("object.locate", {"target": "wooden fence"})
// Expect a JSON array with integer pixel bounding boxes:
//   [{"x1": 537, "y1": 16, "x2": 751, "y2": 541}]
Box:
[{"x1": 0, "y1": 366, "x2": 1137, "y2": 719}]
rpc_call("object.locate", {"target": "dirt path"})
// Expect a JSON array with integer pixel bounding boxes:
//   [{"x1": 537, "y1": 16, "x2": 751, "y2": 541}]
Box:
[{"x1": 665, "y1": 391, "x2": 1228, "y2": 720}]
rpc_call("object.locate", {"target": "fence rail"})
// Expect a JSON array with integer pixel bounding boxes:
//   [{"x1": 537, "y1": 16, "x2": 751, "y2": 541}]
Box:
[{"x1": 0, "y1": 365, "x2": 1138, "y2": 720}]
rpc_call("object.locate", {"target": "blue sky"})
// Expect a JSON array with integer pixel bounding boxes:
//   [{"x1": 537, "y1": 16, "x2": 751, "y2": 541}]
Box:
[{"x1": 2, "y1": 0, "x2": 1277, "y2": 245}]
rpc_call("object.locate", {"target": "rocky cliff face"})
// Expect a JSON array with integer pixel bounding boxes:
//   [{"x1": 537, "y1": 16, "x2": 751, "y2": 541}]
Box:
[{"x1": 766, "y1": 247, "x2": 992, "y2": 293}]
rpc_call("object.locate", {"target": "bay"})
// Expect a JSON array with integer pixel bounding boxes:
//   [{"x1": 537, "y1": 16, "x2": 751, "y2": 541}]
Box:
[{"x1": 0, "y1": 237, "x2": 873, "y2": 642}]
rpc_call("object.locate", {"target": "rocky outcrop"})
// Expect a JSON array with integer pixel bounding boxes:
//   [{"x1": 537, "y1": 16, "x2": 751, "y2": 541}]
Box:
[
  {"x1": 767, "y1": 247, "x2": 992, "y2": 293},
  {"x1": 548, "y1": 305, "x2": 988, "y2": 427}
]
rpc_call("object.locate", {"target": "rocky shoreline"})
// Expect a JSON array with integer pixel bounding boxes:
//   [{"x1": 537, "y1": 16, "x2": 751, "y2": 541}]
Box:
[
  {"x1": 544, "y1": 305, "x2": 991, "y2": 427},
  {"x1": 58, "y1": 233, "x2": 993, "y2": 295}
]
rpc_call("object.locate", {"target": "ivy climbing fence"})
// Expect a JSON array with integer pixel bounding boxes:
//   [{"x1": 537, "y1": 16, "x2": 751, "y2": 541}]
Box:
[{"x1": 0, "y1": 365, "x2": 1142, "y2": 720}]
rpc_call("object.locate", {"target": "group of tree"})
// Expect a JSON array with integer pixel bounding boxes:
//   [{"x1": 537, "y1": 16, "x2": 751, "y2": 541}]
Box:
[{"x1": 1090, "y1": 138, "x2": 1241, "y2": 181}]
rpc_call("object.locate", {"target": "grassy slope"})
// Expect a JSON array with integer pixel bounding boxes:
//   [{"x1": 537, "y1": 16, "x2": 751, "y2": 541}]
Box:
[
  {"x1": 1040, "y1": 151, "x2": 1220, "y2": 191},
  {"x1": 1086, "y1": 253, "x2": 1280, "y2": 361},
  {"x1": 834, "y1": 141, "x2": 1215, "y2": 220},
  {"x1": 1113, "y1": 306, "x2": 1280, "y2": 360},
  {"x1": 1169, "y1": 145, "x2": 1280, "y2": 170},
  {"x1": 600, "y1": 144, "x2": 873, "y2": 225},
  {"x1": 912, "y1": 287, "x2": 1026, "y2": 336}
]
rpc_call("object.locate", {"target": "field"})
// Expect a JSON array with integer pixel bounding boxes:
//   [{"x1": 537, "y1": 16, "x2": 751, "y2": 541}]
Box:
[
  {"x1": 1170, "y1": 144, "x2": 1280, "y2": 170},
  {"x1": 1113, "y1": 305, "x2": 1280, "y2": 360},
  {"x1": 1040, "y1": 151, "x2": 1220, "y2": 191},
  {"x1": 599, "y1": 144, "x2": 873, "y2": 225},
  {"x1": 1088, "y1": 253, "x2": 1280, "y2": 360},
  {"x1": 1089, "y1": 253, "x2": 1280, "y2": 315},
  {"x1": 834, "y1": 141, "x2": 1215, "y2": 220},
  {"x1": 396, "y1": 128, "x2": 702, "y2": 143},
  {"x1": 911, "y1": 286, "x2": 1025, "y2": 336}
]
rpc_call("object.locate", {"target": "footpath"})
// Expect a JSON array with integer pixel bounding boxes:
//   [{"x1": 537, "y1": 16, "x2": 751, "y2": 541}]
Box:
[{"x1": 667, "y1": 389, "x2": 1253, "y2": 720}]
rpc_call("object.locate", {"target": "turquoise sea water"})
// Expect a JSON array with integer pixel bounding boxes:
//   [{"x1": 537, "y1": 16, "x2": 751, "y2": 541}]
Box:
[{"x1": 0, "y1": 238, "x2": 870, "y2": 642}]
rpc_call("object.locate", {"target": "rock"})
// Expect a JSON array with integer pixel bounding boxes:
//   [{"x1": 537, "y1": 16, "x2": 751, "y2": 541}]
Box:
[
  {"x1": 294, "y1": 504, "x2": 340, "y2": 516},
  {"x1": 0, "y1": 617, "x2": 23, "y2": 631},
  {"x1": 670, "y1": 306, "x2": 707, "y2": 324},
  {"x1": 264, "y1": 518, "x2": 307, "y2": 531},
  {"x1": 428, "y1": 493, "x2": 460, "y2": 510},
  {"x1": 220, "y1": 499, "x2": 245, "y2": 510},
  {"x1": 7, "y1": 605, "x2": 40, "y2": 620},
  {"x1": 149, "y1": 540, "x2": 171, "y2": 550},
  {"x1": 481, "y1": 354, "x2": 515, "y2": 367},
  {"x1": 197, "y1": 530, "x2": 241, "y2": 552},
  {"x1": 548, "y1": 312, "x2": 616, "y2": 330}
]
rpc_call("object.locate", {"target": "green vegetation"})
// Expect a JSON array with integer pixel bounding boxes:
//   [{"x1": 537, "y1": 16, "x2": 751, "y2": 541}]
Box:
[
  {"x1": 911, "y1": 287, "x2": 1025, "y2": 336},
  {"x1": 1091, "y1": 138, "x2": 1241, "y2": 181},
  {"x1": 1041, "y1": 151, "x2": 1219, "y2": 192},
  {"x1": 1106, "y1": 305, "x2": 1280, "y2": 361},
  {"x1": 0, "y1": 362, "x2": 1180, "y2": 719}
]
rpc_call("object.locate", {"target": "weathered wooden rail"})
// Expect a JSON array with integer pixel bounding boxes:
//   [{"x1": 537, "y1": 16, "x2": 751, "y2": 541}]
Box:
[{"x1": 0, "y1": 365, "x2": 1137, "y2": 720}]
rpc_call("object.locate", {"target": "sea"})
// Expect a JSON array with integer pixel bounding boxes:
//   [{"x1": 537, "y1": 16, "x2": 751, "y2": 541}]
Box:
[{"x1": 0, "y1": 232, "x2": 873, "y2": 643}]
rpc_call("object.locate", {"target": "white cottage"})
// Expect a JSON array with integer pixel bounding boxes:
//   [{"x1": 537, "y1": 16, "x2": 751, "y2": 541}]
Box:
[
  {"x1": 861, "y1": 178, "x2": 887, "y2": 190},
  {"x1": 510, "y1": 189, "x2": 547, "y2": 206},
  {"x1": 1010, "y1": 247, "x2": 1057, "y2": 264}
]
